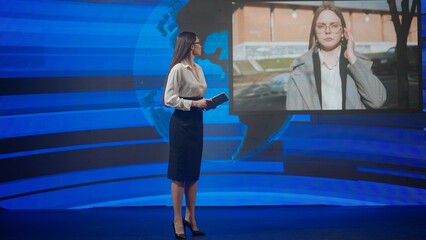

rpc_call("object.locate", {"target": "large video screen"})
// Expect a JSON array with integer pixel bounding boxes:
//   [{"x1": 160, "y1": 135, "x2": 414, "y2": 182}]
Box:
[{"x1": 231, "y1": 1, "x2": 421, "y2": 113}]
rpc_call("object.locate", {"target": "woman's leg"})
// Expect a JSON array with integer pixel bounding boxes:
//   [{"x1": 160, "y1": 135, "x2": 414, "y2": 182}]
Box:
[
  {"x1": 171, "y1": 180, "x2": 185, "y2": 234},
  {"x1": 184, "y1": 181, "x2": 200, "y2": 230}
]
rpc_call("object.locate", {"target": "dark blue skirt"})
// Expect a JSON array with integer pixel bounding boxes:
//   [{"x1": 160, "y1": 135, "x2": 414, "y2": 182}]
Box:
[{"x1": 167, "y1": 97, "x2": 203, "y2": 181}]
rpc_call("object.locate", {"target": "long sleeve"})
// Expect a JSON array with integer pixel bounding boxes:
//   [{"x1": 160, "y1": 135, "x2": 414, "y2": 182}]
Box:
[
  {"x1": 286, "y1": 75, "x2": 307, "y2": 110},
  {"x1": 164, "y1": 65, "x2": 193, "y2": 111},
  {"x1": 348, "y1": 57, "x2": 387, "y2": 109},
  {"x1": 164, "y1": 62, "x2": 207, "y2": 111}
]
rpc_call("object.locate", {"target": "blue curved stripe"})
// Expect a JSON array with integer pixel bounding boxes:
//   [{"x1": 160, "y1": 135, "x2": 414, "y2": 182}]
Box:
[
  {"x1": 0, "y1": 136, "x2": 243, "y2": 160},
  {"x1": 0, "y1": 161, "x2": 282, "y2": 199},
  {"x1": 0, "y1": 107, "x2": 240, "y2": 138},
  {"x1": 0, "y1": 163, "x2": 168, "y2": 199},
  {"x1": 0, "y1": 0, "x2": 157, "y2": 21},
  {"x1": 358, "y1": 167, "x2": 426, "y2": 180},
  {"x1": 1, "y1": 173, "x2": 425, "y2": 209},
  {"x1": 0, "y1": 108, "x2": 150, "y2": 138},
  {"x1": 0, "y1": 91, "x2": 138, "y2": 114},
  {"x1": 0, "y1": 139, "x2": 163, "y2": 160},
  {"x1": 282, "y1": 124, "x2": 426, "y2": 163},
  {"x1": 71, "y1": 192, "x2": 384, "y2": 209},
  {"x1": 0, "y1": 0, "x2": 160, "y2": 78}
]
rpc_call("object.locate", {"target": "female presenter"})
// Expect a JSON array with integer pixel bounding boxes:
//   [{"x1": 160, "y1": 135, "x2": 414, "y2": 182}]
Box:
[{"x1": 163, "y1": 31, "x2": 210, "y2": 239}]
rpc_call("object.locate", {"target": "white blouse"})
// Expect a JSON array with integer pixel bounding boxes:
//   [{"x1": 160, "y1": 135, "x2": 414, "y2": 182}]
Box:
[
  {"x1": 318, "y1": 48, "x2": 342, "y2": 110},
  {"x1": 164, "y1": 59, "x2": 207, "y2": 111}
]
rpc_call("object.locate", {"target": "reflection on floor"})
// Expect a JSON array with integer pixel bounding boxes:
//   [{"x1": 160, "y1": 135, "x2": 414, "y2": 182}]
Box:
[{"x1": 1, "y1": 205, "x2": 426, "y2": 240}]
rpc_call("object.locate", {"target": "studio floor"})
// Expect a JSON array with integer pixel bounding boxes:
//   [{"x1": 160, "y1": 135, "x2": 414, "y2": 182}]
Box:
[{"x1": 1, "y1": 205, "x2": 426, "y2": 240}]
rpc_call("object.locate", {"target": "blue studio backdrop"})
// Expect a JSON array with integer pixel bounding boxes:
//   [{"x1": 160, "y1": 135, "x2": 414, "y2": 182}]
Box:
[{"x1": 0, "y1": 0, "x2": 425, "y2": 209}]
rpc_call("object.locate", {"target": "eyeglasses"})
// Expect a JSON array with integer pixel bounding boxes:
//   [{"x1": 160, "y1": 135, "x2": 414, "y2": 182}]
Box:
[
  {"x1": 315, "y1": 23, "x2": 342, "y2": 34},
  {"x1": 193, "y1": 41, "x2": 202, "y2": 46}
]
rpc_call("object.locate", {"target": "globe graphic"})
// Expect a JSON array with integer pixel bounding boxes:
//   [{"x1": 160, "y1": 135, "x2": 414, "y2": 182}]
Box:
[{"x1": 133, "y1": 0, "x2": 229, "y2": 142}]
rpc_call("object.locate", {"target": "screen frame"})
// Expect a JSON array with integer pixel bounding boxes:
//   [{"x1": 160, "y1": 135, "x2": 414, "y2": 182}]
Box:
[{"x1": 229, "y1": 0, "x2": 423, "y2": 115}]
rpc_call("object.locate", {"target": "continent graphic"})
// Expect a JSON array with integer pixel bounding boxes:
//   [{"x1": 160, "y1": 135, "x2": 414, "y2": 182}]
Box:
[{"x1": 133, "y1": 0, "x2": 289, "y2": 159}]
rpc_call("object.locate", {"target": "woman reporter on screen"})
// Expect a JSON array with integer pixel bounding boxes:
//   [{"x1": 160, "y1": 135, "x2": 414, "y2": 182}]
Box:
[
  {"x1": 286, "y1": 3, "x2": 387, "y2": 110},
  {"x1": 163, "y1": 31, "x2": 209, "y2": 239}
]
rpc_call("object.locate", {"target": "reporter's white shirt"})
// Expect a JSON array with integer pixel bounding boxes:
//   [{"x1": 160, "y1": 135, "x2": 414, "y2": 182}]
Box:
[{"x1": 319, "y1": 48, "x2": 342, "y2": 110}]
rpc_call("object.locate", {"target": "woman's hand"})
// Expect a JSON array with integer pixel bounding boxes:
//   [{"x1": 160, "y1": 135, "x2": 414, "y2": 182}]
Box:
[
  {"x1": 192, "y1": 99, "x2": 212, "y2": 109},
  {"x1": 343, "y1": 27, "x2": 357, "y2": 65}
]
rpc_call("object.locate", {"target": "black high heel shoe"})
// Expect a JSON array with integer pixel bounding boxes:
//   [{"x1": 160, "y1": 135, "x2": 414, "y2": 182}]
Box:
[
  {"x1": 172, "y1": 222, "x2": 186, "y2": 239},
  {"x1": 183, "y1": 219, "x2": 206, "y2": 236}
]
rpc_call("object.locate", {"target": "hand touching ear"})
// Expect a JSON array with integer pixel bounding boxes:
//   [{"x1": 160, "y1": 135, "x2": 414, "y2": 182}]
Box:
[{"x1": 343, "y1": 27, "x2": 357, "y2": 65}]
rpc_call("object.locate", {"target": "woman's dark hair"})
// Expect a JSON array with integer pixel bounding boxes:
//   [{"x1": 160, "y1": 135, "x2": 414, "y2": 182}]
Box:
[
  {"x1": 308, "y1": 2, "x2": 347, "y2": 49},
  {"x1": 162, "y1": 31, "x2": 197, "y2": 102}
]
